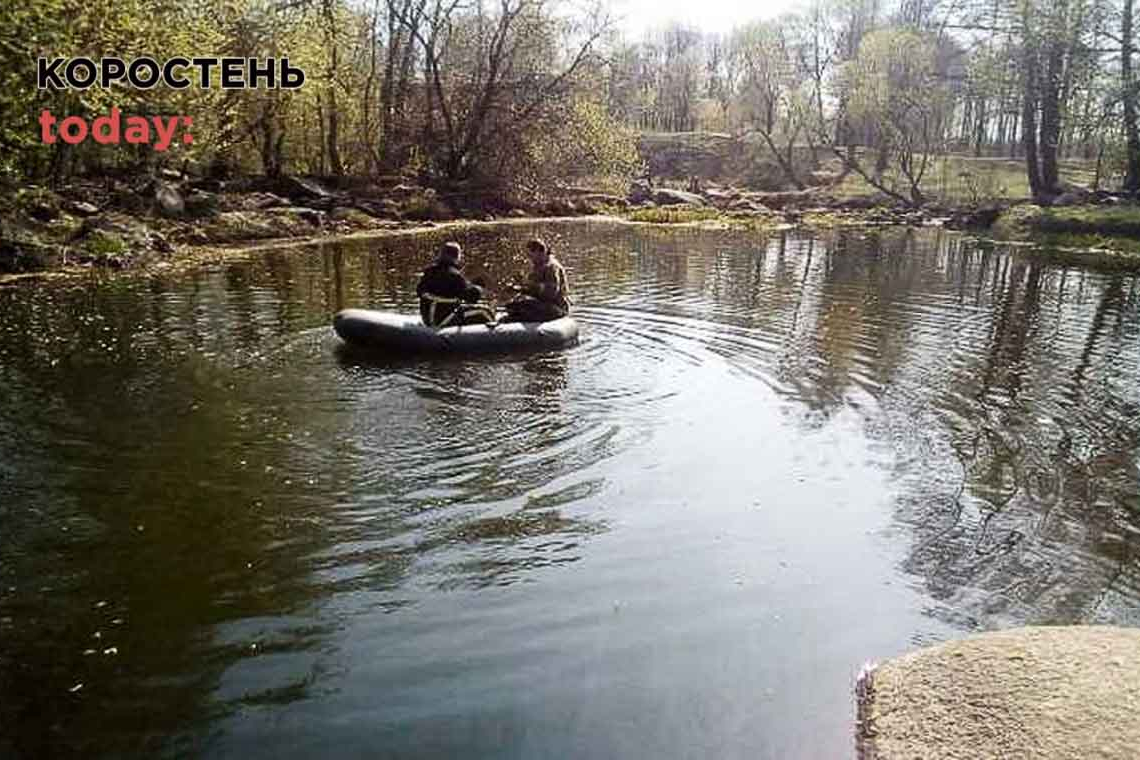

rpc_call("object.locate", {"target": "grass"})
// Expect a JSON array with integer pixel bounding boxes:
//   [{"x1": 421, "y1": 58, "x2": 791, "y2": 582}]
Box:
[
  {"x1": 993, "y1": 203, "x2": 1140, "y2": 238},
  {"x1": 83, "y1": 230, "x2": 127, "y2": 257},
  {"x1": 826, "y1": 153, "x2": 1101, "y2": 204},
  {"x1": 1031, "y1": 205, "x2": 1140, "y2": 236},
  {"x1": 989, "y1": 203, "x2": 1140, "y2": 267},
  {"x1": 626, "y1": 205, "x2": 724, "y2": 224},
  {"x1": 634, "y1": 131, "x2": 1105, "y2": 204}
]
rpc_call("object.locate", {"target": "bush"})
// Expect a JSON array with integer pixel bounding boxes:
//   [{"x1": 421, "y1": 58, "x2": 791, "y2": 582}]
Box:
[
  {"x1": 83, "y1": 229, "x2": 127, "y2": 257},
  {"x1": 402, "y1": 196, "x2": 453, "y2": 221},
  {"x1": 487, "y1": 98, "x2": 641, "y2": 203},
  {"x1": 740, "y1": 156, "x2": 796, "y2": 191}
]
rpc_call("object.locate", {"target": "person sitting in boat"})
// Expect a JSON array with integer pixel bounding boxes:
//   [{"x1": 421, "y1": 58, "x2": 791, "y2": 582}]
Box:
[
  {"x1": 416, "y1": 241, "x2": 495, "y2": 328},
  {"x1": 502, "y1": 238, "x2": 571, "y2": 323}
]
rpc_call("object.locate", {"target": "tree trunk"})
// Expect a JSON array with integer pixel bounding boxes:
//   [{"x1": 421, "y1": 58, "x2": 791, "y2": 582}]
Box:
[
  {"x1": 1038, "y1": 2, "x2": 1067, "y2": 197},
  {"x1": 327, "y1": 46, "x2": 343, "y2": 176},
  {"x1": 323, "y1": 0, "x2": 343, "y2": 176},
  {"x1": 316, "y1": 98, "x2": 327, "y2": 175},
  {"x1": 379, "y1": 6, "x2": 401, "y2": 170},
  {"x1": 1008, "y1": 108, "x2": 1019, "y2": 158},
  {"x1": 1039, "y1": 59, "x2": 1061, "y2": 196},
  {"x1": 1093, "y1": 139, "x2": 1105, "y2": 190},
  {"x1": 1021, "y1": 37, "x2": 1043, "y2": 201},
  {"x1": 1124, "y1": 0, "x2": 1140, "y2": 191},
  {"x1": 973, "y1": 97, "x2": 987, "y2": 157},
  {"x1": 362, "y1": 0, "x2": 380, "y2": 174},
  {"x1": 756, "y1": 127, "x2": 804, "y2": 189}
]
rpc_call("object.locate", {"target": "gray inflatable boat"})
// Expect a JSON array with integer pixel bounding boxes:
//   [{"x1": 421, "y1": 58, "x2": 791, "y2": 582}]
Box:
[{"x1": 333, "y1": 309, "x2": 579, "y2": 353}]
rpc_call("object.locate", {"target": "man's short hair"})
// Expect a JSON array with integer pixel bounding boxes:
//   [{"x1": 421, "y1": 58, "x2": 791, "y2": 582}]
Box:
[
  {"x1": 527, "y1": 238, "x2": 547, "y2": 255},
  {"x1": 439, "y1": 241, "x2": 462, "y2": 261}
]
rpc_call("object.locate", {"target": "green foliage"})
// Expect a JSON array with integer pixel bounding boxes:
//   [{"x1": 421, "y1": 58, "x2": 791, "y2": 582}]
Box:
[
  {"x1": 841, "y1": 29, "x2": 951, "y2": 203},
  {"x1": 83, "y1": 229, "x2": 127, "y2": 257},
  {"x1": 0, "y1": 0, "x2": 69, "y2": 176},
  {"x1": 12, "y1": 185, "x2": 60, "y2": 214},
  {"x1": 845, "y1": 31, "x2": 940, "y2": 120},
  {"x1": 0, "y1": 0, "x2": 638, "y2": 197},
  {"x1": 2, "y1": 0, "x2": 1124, "y2": 205},
  {"x1": 514, "y1": 98, "x2": 640, "y2": 199},
  {"x1": 992, "y1": 204, "x2": 1047, "y2": 237}
]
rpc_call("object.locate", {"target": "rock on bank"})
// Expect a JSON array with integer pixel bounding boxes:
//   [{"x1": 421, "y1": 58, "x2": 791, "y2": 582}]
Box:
[{"x1": 857, "y1": 625, "x2": 1140, "y2": 760}]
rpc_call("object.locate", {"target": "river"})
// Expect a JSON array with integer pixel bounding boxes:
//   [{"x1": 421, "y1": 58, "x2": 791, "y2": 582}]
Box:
[{"x1": 2, "y1": 221, "x2": 1138, "y2": 758}]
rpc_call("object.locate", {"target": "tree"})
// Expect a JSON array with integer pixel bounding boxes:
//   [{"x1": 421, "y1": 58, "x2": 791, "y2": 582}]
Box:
[
  {"x1": 1123, "y1": 0, "x2": 1140, "y2": 191},
  {"x1": 733, "y1": 21, "x2": 814, "y2": 188},
  {"x1": 1018, "y1": 0, "x2": 1097, "y2": 202},
  {"x1": 391, "y1": 0, "x2": 613, "y2": 183},
  {"x1": 841, "y1": 28, "x2": 951, "y2": 204}
]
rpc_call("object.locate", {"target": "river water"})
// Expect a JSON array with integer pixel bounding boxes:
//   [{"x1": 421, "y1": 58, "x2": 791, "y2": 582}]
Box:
[{"x1": 2, "y1": 221, "x2": 1139, "y2": 758}]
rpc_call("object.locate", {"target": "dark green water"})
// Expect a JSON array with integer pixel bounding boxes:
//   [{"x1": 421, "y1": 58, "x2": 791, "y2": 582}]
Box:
[{"x1": 2, "y1": 221, "x2": 1139, "y2": 758}]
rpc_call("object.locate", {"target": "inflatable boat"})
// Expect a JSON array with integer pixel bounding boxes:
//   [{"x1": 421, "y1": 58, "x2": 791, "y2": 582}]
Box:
[{"x1": 332, "y1": 309, "x2": 579, "y2": 353}]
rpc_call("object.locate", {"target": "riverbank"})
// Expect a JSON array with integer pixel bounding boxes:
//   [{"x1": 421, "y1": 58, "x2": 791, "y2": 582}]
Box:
[
  {"x1": 856, "y1": 626, "x2": 1140, "y2": 760},
  {"x1": 990, "y1": 203, "x2": 1140, "y2": 265},
  {"x1": 0, "y1": 174, "x2": 529, "y2": 276},
  {"x1": 4, "y1": 174, "x2": 1140, "y2": 280}
]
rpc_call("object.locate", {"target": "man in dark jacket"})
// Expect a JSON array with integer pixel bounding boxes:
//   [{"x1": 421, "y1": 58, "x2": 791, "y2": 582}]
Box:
[{"x1": 416, "y1": 242, "x2": 495, "y2": 327}]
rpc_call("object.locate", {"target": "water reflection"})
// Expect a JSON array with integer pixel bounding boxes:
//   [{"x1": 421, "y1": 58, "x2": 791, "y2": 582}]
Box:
[
  {"x1": 1, "y1": 221, "x2": 1139, "y2": 758},
  {"x1": 0, "y1": 338, "x2": 334, "y2": 756}
]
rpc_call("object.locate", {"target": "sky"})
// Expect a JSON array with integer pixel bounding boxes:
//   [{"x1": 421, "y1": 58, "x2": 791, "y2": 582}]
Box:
[{"x1": 610, "y1": 0, "x2": 800, "y2": 37}]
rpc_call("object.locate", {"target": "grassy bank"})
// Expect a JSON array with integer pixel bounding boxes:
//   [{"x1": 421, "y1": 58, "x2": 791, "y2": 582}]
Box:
[
  {"x1": 800, "y1": 153, "x2": 1101, "y2": 205},
  {"x1": 1029, "y1": 205, "x2": 1140, "y2": 237},
  {"x1": 991, "y1": 204, "x2": 1140, "y2": 260}
]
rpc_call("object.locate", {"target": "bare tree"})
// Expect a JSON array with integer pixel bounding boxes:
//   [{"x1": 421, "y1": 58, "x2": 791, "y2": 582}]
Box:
[{"x1": 393, "y1": 0, "x2": 612, "y2": 182}]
